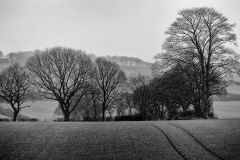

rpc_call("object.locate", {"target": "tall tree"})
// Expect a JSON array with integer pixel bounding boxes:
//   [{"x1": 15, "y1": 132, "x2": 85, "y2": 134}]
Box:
[
  {"x1": 26, "y1": 46, "x2": 94, "y2": 121},
  {"x1": 154, "y1": 7, "x2": 240, "y2": 118},
  {"x1": 95, "y1": 57, "x2": 126, "y2": 121},
  {"x1": 0, "y1": 63, "x2": 32, "y2": 121}
]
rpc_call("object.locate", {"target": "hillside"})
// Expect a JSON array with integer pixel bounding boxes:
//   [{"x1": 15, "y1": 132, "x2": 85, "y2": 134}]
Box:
[
  {"x1": 120, "y1": 65, "x2": 151, "y2": 77},
  {"x1": 89, "y1": 54, "x2": 152, "y2": 76},
  {"x1": 0, "y1": 50, "x2": 153, "y2": 76}
]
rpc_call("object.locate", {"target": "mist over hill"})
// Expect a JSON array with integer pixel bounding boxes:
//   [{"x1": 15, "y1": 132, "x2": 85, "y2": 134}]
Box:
[
  {"x1": 2, "y1": 50, "x2": 240, "y2": 80},
  {"x1": 89, "y1": 53, "x2": 152, "y2": 77},
  {"x1": 0, "y1": 50, "x2": 152, "y2": 77}
]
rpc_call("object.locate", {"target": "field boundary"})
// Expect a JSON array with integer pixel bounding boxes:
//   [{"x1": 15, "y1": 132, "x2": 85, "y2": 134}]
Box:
[
  {"x1": 150, "y1": 124, "x2": 187, "y2": 160},
  {"x1": 169, "y1": 123, "x2": 224, "y2": 160}
]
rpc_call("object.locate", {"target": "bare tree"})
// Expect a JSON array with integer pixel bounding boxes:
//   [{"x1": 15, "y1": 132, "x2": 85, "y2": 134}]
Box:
[
  {"x1": 26, "y1": 46, "x2": 94, "y2": 121},
  {"x1": 154, "y1": 7, "x2": 240, "y2": 118},
  {"x1": 95, "y1": 57, "x2": 126, "y2": 121},
  {"x1": 130, "y1": 73, "x2": 151, "y2": 120},
  {"x1": 121, "y1": 92, "x2": 135, "y2": 115},
  {"x1": 0, "y1": 63, "x2": 32, "y2": 121},
  {"x1": 89, "y1": 85, "x2": 102, "y2": 121}
]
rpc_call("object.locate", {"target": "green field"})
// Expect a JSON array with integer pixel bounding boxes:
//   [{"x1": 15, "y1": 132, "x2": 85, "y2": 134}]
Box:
[{"x1": 0, "y1": 120, "x2": 240, "y2": 159}]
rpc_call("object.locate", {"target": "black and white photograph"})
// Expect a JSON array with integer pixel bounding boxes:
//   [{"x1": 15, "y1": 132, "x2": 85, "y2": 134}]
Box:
[{"x1": 0, "y1": 0, "x2": 240, "y2": 159}]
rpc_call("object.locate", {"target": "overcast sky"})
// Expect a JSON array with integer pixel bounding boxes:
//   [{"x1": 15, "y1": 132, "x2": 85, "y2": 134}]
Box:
[{"x1": 0, "y1": 0, "x2": 239, "y2": 62}]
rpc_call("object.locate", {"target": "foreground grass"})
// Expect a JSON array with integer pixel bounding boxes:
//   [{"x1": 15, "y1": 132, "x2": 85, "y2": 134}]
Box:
[
  {"x1": 0, "y1": 122, "x2": 182, "y2": 160},
  {"x1": 171, "y1": 119, "x2": 240, "y2": 160},
  {"x1": 1, "y1": 120, "x2": 240, "y2": 160}
]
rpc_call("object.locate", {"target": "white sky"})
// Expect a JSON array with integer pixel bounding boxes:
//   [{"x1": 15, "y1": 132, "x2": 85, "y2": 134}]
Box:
[{"x1": 0, "y1": 0, "x2": 239, "y2": 62}]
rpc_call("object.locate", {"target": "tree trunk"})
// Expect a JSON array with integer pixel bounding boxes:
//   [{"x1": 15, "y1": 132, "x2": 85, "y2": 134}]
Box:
[
  {"x1": 129, "y1": 107, "x2": 132, "y2": 115},
  {"x1": 63, "y1": 112, "x2": 70, "y2": 121},
  {"x1": 108, "y1": 109, "x2": 112, "y2": 119},
  {"x1": 12, "y1": 110, "x2": 19, "y2": 122},
  {"x1": 93, "y1": 101, "x2": 98, "y2": 121},
  {"x1": 102, "y1": 104, "x2": 105, "y2": 121},
  {"x1": 202, "y1": 79, "x2": 210, "y2": 119},
  {"x1": 202, "y1": 94, "x2": 209, "y2": 119}
]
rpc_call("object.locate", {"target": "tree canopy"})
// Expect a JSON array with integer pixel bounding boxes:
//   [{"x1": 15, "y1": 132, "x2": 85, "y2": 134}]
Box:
[
  {"x1": 153, "y1": 7, "x2": 240, "y2": 118},
  {"x1": 26, "y1": 46, "x2": 95, "y2": 121},
  {"x1": 0, "y1": 63, "x2": 32, "y2": 121}
]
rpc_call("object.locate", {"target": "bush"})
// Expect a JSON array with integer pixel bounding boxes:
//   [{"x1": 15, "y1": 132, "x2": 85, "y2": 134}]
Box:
[
  {"x1": 0, "y1": 118, "x2": 11, "y2": 122},
  {"x1": 17, "y1": 118, "x2": 39, "y2": 122},
  {"x1": 114, "y1": 114, "x2": 144, "y2": 121},
  {"x1": 106, "y1": 117, "x2": 113, "y2": 121},
  {"x1": 53, "y1": 118, "x2": 64, "y2": 122}
]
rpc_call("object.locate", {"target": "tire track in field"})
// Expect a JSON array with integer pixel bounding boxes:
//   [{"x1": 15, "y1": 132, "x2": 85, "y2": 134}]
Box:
[
  {"x1": 169, "y1": 123, "x2": 224, "y2": 160},
  {"x1": 150, "y1": 124, "x2": 187, "y2": 160}
]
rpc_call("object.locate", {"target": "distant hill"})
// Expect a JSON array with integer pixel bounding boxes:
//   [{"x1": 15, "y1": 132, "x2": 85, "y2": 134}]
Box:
[
  {"x1": 212, "y1": 86, "x2": 240, "y2": 101},
  {"x1": 0, "y1": 50, "x2": 153, "y2": 77},
  {"x1": 119, "y1": 65, "x2": 151, "y2": 77},
  {"x1": 89, "y1": 54, "x2": 152, "y2": 67},
  {"x1": 0, "y1": 104, "x2": 30, "y2": 119},
  {"x1": 89, "y1": 54, "x2": 152, "y2": 77},
  {"x1": 0, "y1": 114, "x2": 11, "y2": 119}
]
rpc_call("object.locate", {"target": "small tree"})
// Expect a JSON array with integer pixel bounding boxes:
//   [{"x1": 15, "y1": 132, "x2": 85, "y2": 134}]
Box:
[
  {"x1": 26, "y1": 46, "x2": 94, "y2": 121},
  {"x1": 0, "y1": 63, "x2": 32, "y2": 121},
  {"x1": 95, "y1": 57, "x2": 126, "y2": 121}
]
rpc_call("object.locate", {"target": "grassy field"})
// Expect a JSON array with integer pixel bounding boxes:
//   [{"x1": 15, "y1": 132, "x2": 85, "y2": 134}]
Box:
[
  {"x1": 0, "y1": 84, "x2": 239, "y2": 120},
  {"x1": 1, "y1": 100, "x2": 240, "y2": 120},
  {"x1": 226, "y1": 85, "x2": 240, "y2": 94},
  {"x1": 213, "y1": 101, "x2": 240, "y2": 119},
  {"x1": 0, "y1": 100, "x2": 58, "y2": 120},
  {"x1": 0, "y1": 120, "x2": 240, "y2": 160},
  {"x1": 166, "y1": 120, "x2": 240, "y2": 160}
]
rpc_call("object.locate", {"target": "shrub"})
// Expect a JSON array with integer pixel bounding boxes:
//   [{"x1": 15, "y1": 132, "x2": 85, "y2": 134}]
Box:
[
  {"x1": 114, "y1": 114, "x2": 144, "y2": 121},
  {"x1": 0, "y1": 118, "x2": 11, "y2": 122},
  {"x1": 17, "y1": 118, "x2": 39, "y2": 122}
]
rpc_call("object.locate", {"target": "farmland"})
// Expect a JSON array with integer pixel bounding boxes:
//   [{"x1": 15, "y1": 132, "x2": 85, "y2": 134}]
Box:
[
  {"x1": 0, "y1": 101, "x2": 58, "y2": 120},
  {"x1": 1, "y1": 100, "x2": 240, "y2": 121},
  {"x1": 1, "y1": 120, "x2": 240, "y2": 159},
  {"x1": 0, "y1": 85, "x2": 240, "y2": 121}
]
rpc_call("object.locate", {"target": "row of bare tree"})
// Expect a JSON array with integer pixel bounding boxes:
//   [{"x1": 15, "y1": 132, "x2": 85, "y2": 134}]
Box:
[{"x1": 0, "y1": 47, "x2": 127, "y2": 121}]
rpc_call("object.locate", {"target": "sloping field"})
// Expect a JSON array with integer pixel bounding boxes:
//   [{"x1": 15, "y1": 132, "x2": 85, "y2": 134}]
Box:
[
  {"x1": 213, "y1": 101, "x2": 240, "y2": 119},
  {"x1": 1, "y1": 120, "x2": 240, "y2": 160},
  {"x1": 162, "y1": 120, "x2": 240, "y2": 160},
  {"x1": 226, "y1": 86, "x2": 240, "y2": 94},
  {"x1": 0, "y1": 100, "x2": 58, "y2": 120},
  {"x1": 0, "y1": 114, "x2": 11, "y2": 119}
]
